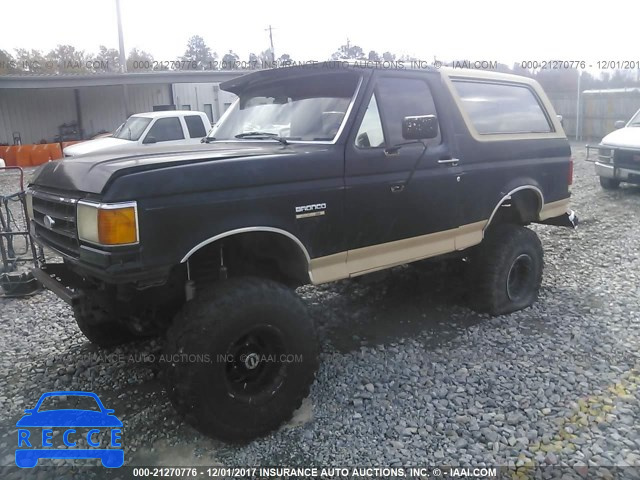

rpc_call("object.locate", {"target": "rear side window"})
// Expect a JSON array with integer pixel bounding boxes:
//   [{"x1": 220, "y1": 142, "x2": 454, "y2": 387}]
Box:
[
  {"x1": 146, "y1": 117, "x2": 185, "y2": 142},
  {"x1": 185, "y1": 115, "x2": 207, "y2": 138},
  {"x1": 453, "y1": 81, "x2": 552, "y2": 134}
]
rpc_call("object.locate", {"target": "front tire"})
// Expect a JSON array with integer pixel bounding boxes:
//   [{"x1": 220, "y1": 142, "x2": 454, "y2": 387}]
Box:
[
  {"x1": 164, "y1": 277, "x2": 318, "y2": 443},
  {"x1": 599, "y1": 176, "x2": 620, "y2": 190},
  {"x1": 470, "y1": 224, "x2": 543, "y2": 315}
]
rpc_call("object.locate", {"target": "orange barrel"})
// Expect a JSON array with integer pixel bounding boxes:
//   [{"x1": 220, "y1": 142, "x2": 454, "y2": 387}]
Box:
[
  {"x1": 30, "y1": 144, "x2": 53, "y2": 166},
  {"x1": 16, "y1": 146, "x2": 33, "y2": 167},
  {"x1": 3, "y1": 146, "x2": 18, "y2": 167},
  {"x1": 0, "y1": 146, "x2": 9, "y2": 165},
  {"x1": 48, "y1": 143, "x2": 63, "y2": 160}
]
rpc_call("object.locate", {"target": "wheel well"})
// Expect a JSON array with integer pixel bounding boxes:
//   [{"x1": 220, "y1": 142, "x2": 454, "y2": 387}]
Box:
[
  {"x1": 185, "y1": 231, "x2": 310, "y2": 287},
  {"x1": 486, "y1": 188, "x2": 542, "y2": 230}
]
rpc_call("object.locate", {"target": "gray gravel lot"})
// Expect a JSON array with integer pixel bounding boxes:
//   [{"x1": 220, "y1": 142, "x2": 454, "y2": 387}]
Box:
[{"x1": 0, "y1": 143, "x2": 639, "y2": 477}]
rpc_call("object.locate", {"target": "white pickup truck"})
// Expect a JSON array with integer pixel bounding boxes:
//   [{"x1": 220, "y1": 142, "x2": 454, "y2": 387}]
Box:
[
  {"x1": 63, "y1": 111, "x2": 212, "y2": 157},
  {"x1": 593, "y1": 108, "x2": 640, "y2": 189}
]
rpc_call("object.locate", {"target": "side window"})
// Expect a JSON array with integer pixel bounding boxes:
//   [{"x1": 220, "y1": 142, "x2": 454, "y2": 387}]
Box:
[
  {"x1": 453, "y1": 81, "x2": 552, "y2": 134},
  {"x1": 145, "y1": 118, "x2": 185, "y2": 142},
  {"x1": 376, "y1": 77, "x2": 441, "y2": 146},
  {"x1": 355, "y1": 93, "x2": 385, "y2": 148},
  {"x1": 184, "y1": 115, "x2": 207, "y2": 138}
]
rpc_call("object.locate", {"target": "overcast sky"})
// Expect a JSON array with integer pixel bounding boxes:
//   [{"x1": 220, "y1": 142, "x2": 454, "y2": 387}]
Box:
[{"x1": 1, "y1": 0, "x2": 636, "y2": 67}]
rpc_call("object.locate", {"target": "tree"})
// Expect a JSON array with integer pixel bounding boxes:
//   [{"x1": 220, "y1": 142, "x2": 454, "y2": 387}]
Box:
[
  {"x1": 0, "y1": 49, "x2": 18, "y2": 74},
  {"x1": 247, "y1": 52, "x2": 260, "y2": 69},
  {"x1": 13, "y1": 48, "x2": 51, "y2": 73},
  {"x1": 47, "y1": 45, "x2": 89, "y2": 74},
  {"x1": 258, "y1": 49, "x2": 273, "y2": 67},
  {"x1": 382, "y1": 51, "x2": 396, "y2": 62},
  {"x1": 277, "y1": 53, "x2": 292, "y2": 66},
  {"x1": 92, "y1": 45, "x2": 120, "y2": 72},
  {"x1": 368, "y1": 50, "x2": 380, "y2": 62},
  {"x1": 221, "y1": 50, "x2": 239, "y2": 69},
  {"x1": 331, "y1": 42, "x2": 365, "y2": 60},
  {"x1": 127, "y1": 48, "x2": 154, "y2": 72},
  {"x1": 181, "y1": 35, "x2": 216, "y2": 70}
]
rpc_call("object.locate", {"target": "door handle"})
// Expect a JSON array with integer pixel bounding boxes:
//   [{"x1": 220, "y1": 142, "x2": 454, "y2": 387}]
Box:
[
  {"x1": 390, "y1": 183, "x2": 405, "y2": 193},
  {"x1": 437, "y1": 158, "x2": 460, "y2": 166}
]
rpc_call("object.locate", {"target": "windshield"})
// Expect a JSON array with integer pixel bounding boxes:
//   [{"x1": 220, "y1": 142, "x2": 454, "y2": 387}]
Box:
[
  {"x1": 114, "y1": 116, "x2": 152, "y2": 141},
  {"x1": 210, "y1": 72, "x2": 360, "y2": 142},
  {"x1": 629, "y1": 109, "x2": 640, "y2": 126}
]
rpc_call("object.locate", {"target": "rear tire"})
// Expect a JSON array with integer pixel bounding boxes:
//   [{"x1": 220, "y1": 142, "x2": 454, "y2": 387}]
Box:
[
  {"x1": 469, "y1": 224, "x2": 543, "y2": 315},
  {"x1": 164, "y1": 276, "x2": 318, "y2": 443},
  {"x1": 599, "y1": 176, "x2": 620, "y2": 190}
]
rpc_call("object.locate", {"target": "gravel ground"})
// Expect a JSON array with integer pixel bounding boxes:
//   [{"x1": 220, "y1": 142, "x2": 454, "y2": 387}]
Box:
[{"x1": 1, "y1": 144, "x2": 639, "y2": 478}]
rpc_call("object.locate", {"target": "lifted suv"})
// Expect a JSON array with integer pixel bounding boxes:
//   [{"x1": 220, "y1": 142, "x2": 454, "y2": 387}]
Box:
[{"x1": 27, "y1": 62, "x2": 577, "y2": 442}]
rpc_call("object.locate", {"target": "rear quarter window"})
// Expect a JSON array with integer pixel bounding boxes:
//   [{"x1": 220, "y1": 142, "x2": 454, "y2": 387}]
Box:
[
  {"x1": 184, "y1": 115, "x2": 207, "y2": 138},
  {"x1": 452, "y1": 81, "x2": 552, "y2": 135}
]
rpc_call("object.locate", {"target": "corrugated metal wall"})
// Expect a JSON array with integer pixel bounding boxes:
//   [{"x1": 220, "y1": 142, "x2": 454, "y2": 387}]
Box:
[
  {"x1": 0, "y1": 83, "x2": 235, "y2": 144},
  {"x1": 79, "y1": 84, "x2": 171, "y2": 137},
  {"x1": 581, "y1": 90, "x2": 640, "y2": 139},
  {"x1": 0, "y1": 88, "x2": 77, "y2": 144},
  {"x1": 172, "y1": 83, "x2": 237, "y2": 122},
  {"x1": 547, "y1": 90, "x2": 640, "y2": 139}
]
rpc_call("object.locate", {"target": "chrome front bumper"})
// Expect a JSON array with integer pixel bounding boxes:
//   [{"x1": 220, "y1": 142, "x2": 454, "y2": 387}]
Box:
[{"x1": 595, "y1": 162, "x2": 640, "y2": 182}]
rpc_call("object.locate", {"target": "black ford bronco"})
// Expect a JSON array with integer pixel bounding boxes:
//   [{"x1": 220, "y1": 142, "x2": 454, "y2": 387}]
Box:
[{"x1": 26, "y1": 62, "x2": 577, "y2": 442}]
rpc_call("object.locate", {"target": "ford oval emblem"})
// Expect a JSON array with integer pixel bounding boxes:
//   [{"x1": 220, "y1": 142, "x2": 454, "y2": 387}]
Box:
[{"x1": 43, "y1": 215, "x2": 56, "y2": 229}]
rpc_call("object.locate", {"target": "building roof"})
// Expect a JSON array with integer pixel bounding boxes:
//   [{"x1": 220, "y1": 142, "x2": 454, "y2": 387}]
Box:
[
  {"x1": 130, "y1": 110, "x2": 207, "y2": 118},
  {"x1": 583, "y1": 88, "x2": 640, "y2": 95},
  {"x1": 0, "y1": 70, "x2": 246, "y2": 89}
]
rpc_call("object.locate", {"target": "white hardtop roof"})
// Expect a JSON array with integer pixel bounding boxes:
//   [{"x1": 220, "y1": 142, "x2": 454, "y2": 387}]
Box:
[{"x1": 130, "y1": 110, "x2": 204, "y2": 119}]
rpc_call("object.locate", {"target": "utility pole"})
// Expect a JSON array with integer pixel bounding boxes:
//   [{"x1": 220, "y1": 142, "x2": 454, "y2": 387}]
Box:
[
  {"x1": 575, "y1": 69, "x2": 582, "y2": 141},
  {"x1": 116, "y1": 0, "x2": 127, "y2": 73},
  {"x1": 266, "y1": 25, "x2": 275, "y2": 63},
  {"x1": 115, "y1": 0, "x2": 130, "y2": 119}
]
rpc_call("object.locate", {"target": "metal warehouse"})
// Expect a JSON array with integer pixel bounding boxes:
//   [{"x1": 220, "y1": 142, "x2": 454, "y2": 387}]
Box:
[{"x1": 0, "y1": 71, "x2": 243, "y2": 145}]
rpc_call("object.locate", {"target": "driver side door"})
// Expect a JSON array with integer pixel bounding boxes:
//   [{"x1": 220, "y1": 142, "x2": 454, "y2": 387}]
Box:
[{"x1": 344, "y1": 73, "x2": 462, "y2": 276}]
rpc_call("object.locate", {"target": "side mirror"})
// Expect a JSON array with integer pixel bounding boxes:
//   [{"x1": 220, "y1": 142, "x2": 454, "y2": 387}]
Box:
[
  {"x1": 143, "y1": 136, "x2": 157, "y2": 145},
  {"x1": 556, "y1": 115, "x2": 564, "y2": 127},
  {"x1": 614, "y1": 120, "x2": 626, "y2": 129},
  {"x1": 402, "y1": 115, "x2": 439, "y2": 140}
]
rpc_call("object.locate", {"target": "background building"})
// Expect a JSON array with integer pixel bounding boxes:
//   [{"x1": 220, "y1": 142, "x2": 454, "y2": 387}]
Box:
[{"x1": 0, "y1": 71, "x2": 241, "y2": 145}]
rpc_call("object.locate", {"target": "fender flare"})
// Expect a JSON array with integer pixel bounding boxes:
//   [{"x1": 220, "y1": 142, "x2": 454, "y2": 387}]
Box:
[
  {"x1": 180, "y1": 226, "x2": 312, "y2": 265},
  {"x1": 483, "y1": 185, "x2": 544, "y2": 232}
]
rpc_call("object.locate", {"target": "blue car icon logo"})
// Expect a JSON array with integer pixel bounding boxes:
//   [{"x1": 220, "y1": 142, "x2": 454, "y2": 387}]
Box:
[{"x1": 15, "y1": 391, "x2": 123, "y2": 468}]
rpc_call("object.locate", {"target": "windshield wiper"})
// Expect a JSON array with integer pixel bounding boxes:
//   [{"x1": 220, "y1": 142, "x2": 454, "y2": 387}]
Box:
[{"x1": 235, "y1": 132, "x2": 289, "y2": 145}]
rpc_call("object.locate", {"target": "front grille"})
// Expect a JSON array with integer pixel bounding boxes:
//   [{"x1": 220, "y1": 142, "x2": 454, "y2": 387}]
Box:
[
  {"x1": 31, "y1": 190, "x2": 80, "y2": 258},
  {"x1": 615, "y1": 149, "x2": 640, "y2": 169}
]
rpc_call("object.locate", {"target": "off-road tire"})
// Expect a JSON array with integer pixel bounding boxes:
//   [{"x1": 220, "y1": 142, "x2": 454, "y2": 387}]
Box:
[
  {"x1": 599, "y1": 176, "x2": 620, "y2": 190},
  {"x1": 164, "y1": 276, "x2": 318, "y2": 443},
  {"x1": 73, "y1": 292, "x2": 137, "y2": 347},
  {"x1": 469, "y1": 224, "x2": 543, "y2": 315}
]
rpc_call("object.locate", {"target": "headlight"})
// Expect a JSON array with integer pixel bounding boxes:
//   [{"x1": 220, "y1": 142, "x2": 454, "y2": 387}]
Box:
[
  {"x1": 598, "y1": 147, "x2": 614, "y2": 163},
  {"x1": 77, "y1": 201, "x2": 138, "y2": 246},
  {"x1": 25, "y1": 190, "x2": 34, "y2": 220}
]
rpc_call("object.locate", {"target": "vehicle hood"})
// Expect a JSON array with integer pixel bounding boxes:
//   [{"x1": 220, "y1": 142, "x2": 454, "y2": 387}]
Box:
[
  {"x1": 601, "y1": 127, "x2": 640, "y2": 150},
  {"x1": 63, "y1": 137, "x2": 133, "y2": 156},
  {"x1": 16, "y1": 410, "x2": 123, "y2": 427},
  {"x1": 30, "y1": 142, "x2": 308, "y2": 195}
]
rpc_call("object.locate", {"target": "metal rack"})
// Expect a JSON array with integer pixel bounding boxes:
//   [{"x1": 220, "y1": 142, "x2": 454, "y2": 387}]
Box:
[{"x1": 0, "y1": 166, "x2": 43, "y2": 297}]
